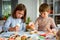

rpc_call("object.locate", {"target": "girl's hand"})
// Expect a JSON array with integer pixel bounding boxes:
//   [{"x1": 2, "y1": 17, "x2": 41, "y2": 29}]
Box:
[
  {"x1": 14, "y1": 25, "x2": 20, "y2": 32},
  {"x1": 8, "y1": 27, "x2": 15, "y2": 31},
  {"x1": 9, "y1": 25, "x2": 20, "y2": 32}
]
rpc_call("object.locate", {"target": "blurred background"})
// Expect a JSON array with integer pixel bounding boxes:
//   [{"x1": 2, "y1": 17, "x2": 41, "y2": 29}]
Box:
[{"x1": 0, "y1": 0, "x2": 60, "y2": 27}]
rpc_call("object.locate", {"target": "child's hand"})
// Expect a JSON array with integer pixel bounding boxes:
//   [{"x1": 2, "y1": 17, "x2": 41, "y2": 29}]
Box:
[
  {"x1": 8, "y1": 27, "x2": 15, "y2": 31},
  {"x1": 26, "y1": 22, "x2": 35, "y2": 31},
  {"x1": 29, "y1": 22, "x2": 35, "y2": 30},
  {"x1": 14, "y1": 25, "x2": 20, "y2": 32},
  {"x1": 9, "y1": 25, "x2": 20, "y2": 32},
  {"x1": 52, "y1": 29, "x2": 57, "y2": 35}
]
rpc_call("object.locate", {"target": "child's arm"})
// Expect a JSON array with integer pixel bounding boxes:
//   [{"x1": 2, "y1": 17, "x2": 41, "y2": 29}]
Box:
[
  {"x1": 2, "y1": 17, "x2": 11, "y2": 32},
  {"x1": 51, "y1": 18, "x2": 56, "y2": 29},
  {"x1": 8, "y1": 25, "x2": 20, "y2": 32},
  {"x1": 34, "y1": 18, "x2": 39, "y2": 30},
  {"x1": 46, "y1": 26, "x2": 52, "y2": 33}
]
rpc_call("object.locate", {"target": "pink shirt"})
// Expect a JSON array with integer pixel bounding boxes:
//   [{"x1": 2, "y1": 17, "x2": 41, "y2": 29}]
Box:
[{"x1": 35, "y1": 16, "x2": 56, "y2": 31}]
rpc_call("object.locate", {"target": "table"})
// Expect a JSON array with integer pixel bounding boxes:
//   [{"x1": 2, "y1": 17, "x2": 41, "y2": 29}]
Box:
[{"x1": 0, "y1": 31, "x2": 56, "y2": 40}]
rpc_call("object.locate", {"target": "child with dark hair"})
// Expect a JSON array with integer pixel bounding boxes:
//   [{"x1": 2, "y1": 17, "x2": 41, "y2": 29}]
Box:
[{"x1": 3, "y1": 3, "x2": 27, "y2": 32}]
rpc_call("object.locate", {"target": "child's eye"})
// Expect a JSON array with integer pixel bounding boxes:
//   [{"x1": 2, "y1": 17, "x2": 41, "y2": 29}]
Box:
[
  {"x1": 19, "y1": 13, "x2": 21, "y2": 14},
  {"x1": 44, "y1": 13, "x2": 45, "y2": 15},
  {"x1": 19, "y1": 13, "x2": 24, "y2": 16}
]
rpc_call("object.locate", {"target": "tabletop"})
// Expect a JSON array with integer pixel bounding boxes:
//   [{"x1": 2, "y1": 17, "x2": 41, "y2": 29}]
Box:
[{"x1": 0, "y1": 31, "x2": 56, "y2": 40}]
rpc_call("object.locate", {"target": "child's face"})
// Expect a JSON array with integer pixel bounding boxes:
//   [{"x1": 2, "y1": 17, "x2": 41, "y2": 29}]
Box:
[
  {"x1": 16, "y1": 10, "x2": 24, "y2": 18},
  {"x1": 41, "y1": 12, "x2": 49, "y2": 18}
]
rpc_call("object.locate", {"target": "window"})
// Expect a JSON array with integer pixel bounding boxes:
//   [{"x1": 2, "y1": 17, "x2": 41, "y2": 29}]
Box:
[
  {"x1": 1, "y1": 0, "x2": 18, "y2": 20},
  {"x1": 2, "y1": 0, "x2": 11, "y2": 17}
]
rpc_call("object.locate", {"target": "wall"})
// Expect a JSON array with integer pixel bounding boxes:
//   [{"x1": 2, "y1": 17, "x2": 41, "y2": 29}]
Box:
[
  {"x1": 11, "y1": 0, "x2": 18, "y2": 11},
  {"x1": 18, "y1": 0, "x2": 37, "y2": 22}
]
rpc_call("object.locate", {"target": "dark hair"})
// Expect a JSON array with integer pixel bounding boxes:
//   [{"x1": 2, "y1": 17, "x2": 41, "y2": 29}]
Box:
[
  {"x1": 39, "y1": 3, "x2": 50, "y2": 13},
  {"x1": 12, "y1": 3, "x2": 27, "y2": 22}
]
